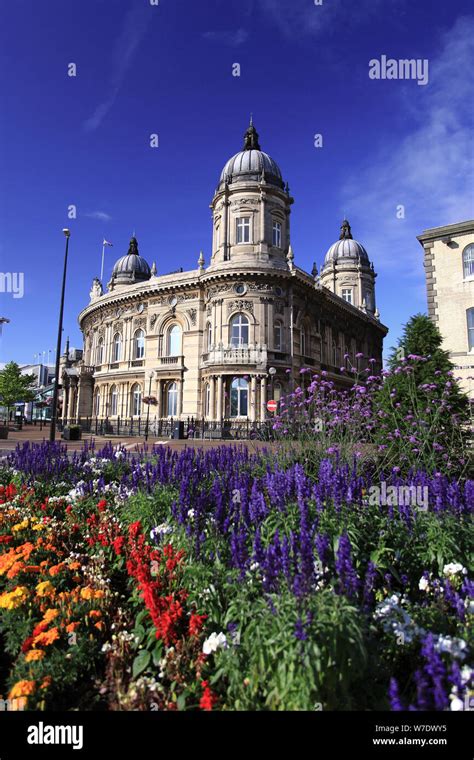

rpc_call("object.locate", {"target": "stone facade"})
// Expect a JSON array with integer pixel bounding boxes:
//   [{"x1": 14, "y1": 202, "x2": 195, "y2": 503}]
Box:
[
  {"x1": 418, "y1": 219, "x2": 474, "y2": 400},
  {"x1": 63, "y1": 123, "x2": 388, "y2": 423}
]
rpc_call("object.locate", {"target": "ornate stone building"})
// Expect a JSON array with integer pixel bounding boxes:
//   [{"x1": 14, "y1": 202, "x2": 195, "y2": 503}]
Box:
[{"x1": 65, "y1": 122, "x2": 388, "y2": 427}]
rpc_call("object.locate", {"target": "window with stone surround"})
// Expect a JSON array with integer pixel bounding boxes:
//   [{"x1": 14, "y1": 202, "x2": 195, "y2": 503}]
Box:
[
  {"x1": 463, "y1": 244, "x2": 474, "y2": 279},
  {"x1": 467, "y1": 308, "x2": 474, "y2": 351},
  {"x1": 230, "y1": 313, "x2": 249, "y2": 347},
  {"x1": 272, "y1": 221, "x2": 282, "y2": 247},
  {"x1": 236, "y1": 217, "x2": 251, "y2": 244}
]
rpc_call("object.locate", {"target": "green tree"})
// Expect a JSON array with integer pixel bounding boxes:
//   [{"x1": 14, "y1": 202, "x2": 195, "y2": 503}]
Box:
[
  {"x1": 375, "y1": 314, "x2": 470, "y2": 473},
  {"x1": 0, "y1": 362, "x2": 36, "y2": 421}
]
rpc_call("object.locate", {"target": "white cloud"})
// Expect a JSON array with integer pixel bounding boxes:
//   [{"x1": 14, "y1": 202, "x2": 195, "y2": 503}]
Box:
[
  {"x1": 340, "y1": 15, "x2": 474, "y2": 278},
  {"x1": 84, "y1": 211, "x2": 112, "y2": 222},
  {"x1": 83, "y1": 5, "x2": 151, "y2": 132}
]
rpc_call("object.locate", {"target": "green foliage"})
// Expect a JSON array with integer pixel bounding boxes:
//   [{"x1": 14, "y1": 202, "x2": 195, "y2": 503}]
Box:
[{"x1": 0, "y1": 362, "x2": 36, "y2": 415}]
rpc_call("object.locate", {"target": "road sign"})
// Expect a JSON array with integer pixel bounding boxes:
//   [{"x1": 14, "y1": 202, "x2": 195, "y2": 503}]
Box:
[{"x1": 267, "y1": 400, "x2": 277, "y2": 413}]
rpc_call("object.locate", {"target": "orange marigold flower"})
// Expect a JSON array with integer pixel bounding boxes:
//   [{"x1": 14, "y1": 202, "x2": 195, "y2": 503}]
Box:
[
  {"x1": 9, "y1": 680, "x2": 36, "y2": 699},
  {"x1": 66, "y1": 622, "x2": 80, "y2": 633},
  {"x1": 40, "y1": 676, "x2": 52, "y2": 689},
  {"x1": 42, "y1": 608, "x2": 59, "y2": 624},
  {"x1": 94, "y1": 621, "x2": 105, "y2": 631},
  {"x1": 49, "y1": 563, "x2": 65, "y2": 577},
  {"x1": 89, "y1": 610, "x2": 102, "y2": 618},
  {"x1": 33, "y1": 627, "x2": 60, "y2": 647},
  {"x1": 68, "y1": 561, "x2": 81, "y2": 571},
  {"x1": 25, "y1": 649, "x2": 46, "y2": 662}
]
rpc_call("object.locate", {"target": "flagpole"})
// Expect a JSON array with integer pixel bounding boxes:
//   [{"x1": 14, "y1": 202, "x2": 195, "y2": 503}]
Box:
[{"x1": 100, "y1": 243, "x2": 106, "y2": 283}]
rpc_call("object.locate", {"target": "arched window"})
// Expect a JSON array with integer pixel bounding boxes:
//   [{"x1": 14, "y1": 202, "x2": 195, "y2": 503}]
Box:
[
  {"x1": 167, "y1": 324, "x2": 182, "y2": 356},
  {"x1": 274, "y1": 322, "x2": 282, "y2": 351},
  {"x1": 94, "y1": 390, "x2": 101, "y2": 417},
  {"x1": 109, "y1": 385, "x2": 118, "y2": 416},
  {"x1": 131, "y1": 384, "x2": 142, "y2": 416},
  {"x1": 467, "y1": 308, "x2": 474, "y2": 351},
  {"x1": 300, "y1": 327, "x2": 307, "y2": 357},
  {"x1": 206, "y1": 322, "x2": 213, "y2": 350},
  {"x1": 112, "y1": 333, "x2": 122, "y2": 363},
  {"x1": 230, "y1": 313, "x2": 249, "y2": 347},
  {"x1": 230, "y1": 377, "x2": 248, "y2": 417},
  {"x1": 167, "y1": 382, "x2": 178, "y2": 417},
  {"x1": 134, "y1": 330, "x2": 145, "y2": 359},
  {"x1": 463, "y1": 244, "x2": 474, "y2": 278},
  {"x1": 96, "y1": 337, "x2": 104, "y2": 366}
]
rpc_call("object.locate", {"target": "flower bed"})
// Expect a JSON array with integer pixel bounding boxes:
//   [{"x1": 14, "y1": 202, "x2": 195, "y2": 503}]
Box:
[{"x1": 0, "y1": 441, "x2": 472, "y2": 710}]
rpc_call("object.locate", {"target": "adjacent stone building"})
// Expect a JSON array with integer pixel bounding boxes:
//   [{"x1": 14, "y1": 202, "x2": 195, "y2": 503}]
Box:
[
  {"x1": 418, "y1": 220, "x2": 474, "y2": 400},
  {"x1": 65, "y1": 122, "x2": 388, "y2": 427}
]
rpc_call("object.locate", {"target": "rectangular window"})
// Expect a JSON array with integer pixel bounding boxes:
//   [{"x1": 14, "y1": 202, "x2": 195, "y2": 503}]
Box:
[
  {"x1": 274, "y1": 323, "x2": 282, "y2": 351},
  {"x1": 272, "y1": 221, "x2": 282, "y2": 247},
  {"x1": 468, "y1": 309, "x2": 474, "y2": 351},
  {"x1": 341, "y1": 288, "x2": 353, "y2": 304},
  {"x1": 236, "y1": 217, "x2": 250, "y2": 244}
]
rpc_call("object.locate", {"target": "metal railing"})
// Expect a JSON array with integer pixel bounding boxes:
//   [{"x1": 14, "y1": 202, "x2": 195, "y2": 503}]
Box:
[{"x1": 57, "y1": 417, "x2": 275, "y2": 441}]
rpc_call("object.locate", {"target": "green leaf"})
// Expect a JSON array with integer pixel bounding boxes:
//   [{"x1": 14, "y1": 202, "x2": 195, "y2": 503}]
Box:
[
  {"x1": 132, "y1": 650, "x2": 151, "y2": 679},
  {"x1": 152, "y1": 641, "x2": 163, "y2": 667}
]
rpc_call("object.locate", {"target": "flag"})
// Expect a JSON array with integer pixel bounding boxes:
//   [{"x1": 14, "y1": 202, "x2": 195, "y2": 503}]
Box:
[{"x1": 103, "y1": 239, "x2": 113, "y2": 246}]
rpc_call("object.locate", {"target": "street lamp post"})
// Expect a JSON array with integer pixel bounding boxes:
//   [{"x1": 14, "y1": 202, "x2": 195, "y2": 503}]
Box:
[
  {"x1": 50, "y1": 229, "x2": 71, "y2": 442},
  {"x1": 145, "y1": 370, "x2": 155, "y2": 442},
  {"x1": 268, "y1": 366, "x2": 277, "y2": 402}
]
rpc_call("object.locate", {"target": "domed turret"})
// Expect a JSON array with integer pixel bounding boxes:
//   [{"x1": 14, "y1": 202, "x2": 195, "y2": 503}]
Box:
[
  {"x1": 109, "y1": 237, "x2": 151, "y2": 287},
  {"x1": 323, "y1": 220, "x2": 369, "y2": 266},
  {"x1": 209, "y1": 120, "x2": 291, "y2": 270},
  {"x1": 217, "y1": 119, "x2": 284, "y2": 191},
  {"x1": 319, "y1": 220, "x2": 377, "y2": 314}
]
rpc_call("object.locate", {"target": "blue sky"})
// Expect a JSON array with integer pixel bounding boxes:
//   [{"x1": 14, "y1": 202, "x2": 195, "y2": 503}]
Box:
[{"x1": 0, "y1": 0, "x2": 473, "y2": 364}]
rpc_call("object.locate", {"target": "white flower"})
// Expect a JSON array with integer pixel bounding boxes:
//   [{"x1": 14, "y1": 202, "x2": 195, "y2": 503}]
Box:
[
  {"x1": 443, "y1": 562, "x2": 466, "y2": 577},
  {"x1": 418, "y1": 577, "x2": 430, "y2": 592},
  {"x1": 250, "y1": 562, "x2": 259, "y2": 572},
  {"x1": 187, "y1": 509, "x2": 195, "y2": 519},
  {"x1": 150, "y1": 523, "x2": 173, "y2": 542},
  {"x1": 450, "y1": 696, "x2": 464, "y2": 711},
  {"x1": 202, "y1": 632, "x2": 228, "y2": 655},
  {"x1": 434, "y1": 634, "x2": 467, "y2": 660}
]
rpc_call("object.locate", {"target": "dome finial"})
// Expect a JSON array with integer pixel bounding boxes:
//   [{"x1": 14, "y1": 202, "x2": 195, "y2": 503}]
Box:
[
  {"x1": 128, "y1": 236, "x2": 139, "y2": 256},
  {"x1": 339, "y1": 219, "x2": 353, "y2": 240},
  {"x1": 243, "y1": 120, "x2": 260, "y2": 151}
]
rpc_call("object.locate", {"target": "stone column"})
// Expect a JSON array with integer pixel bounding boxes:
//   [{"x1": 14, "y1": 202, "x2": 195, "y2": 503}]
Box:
[
  {"x1": 67, "y1": 380, "x2": 77, "y2": 420},
  {"x1": 216, "y1": 375, "x2": 223, "y2": 421},
  {"x1": 209, "y1": 375, "x2": 215, "y2": 419},
  {"x1": 250, "y1": 375, "x2": 257, "y2": 422},
  {"x1": 156, "y1": 379, "x2": 162, "y2": 418},
  {"x1": 260, "y1": 376, "x2": 267, "y2": 421},
  {"x1": 61, "y1": 383, "x2": 69, "y2": 422},
  {"x1": 177, "y1": 380, "x2": 182, "y2": 419}
]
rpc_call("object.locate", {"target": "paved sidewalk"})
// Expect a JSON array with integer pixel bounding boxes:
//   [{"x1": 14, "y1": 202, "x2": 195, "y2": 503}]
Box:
[{"x1": 0, "y1": 424, "x2": 271, "y2": 454}]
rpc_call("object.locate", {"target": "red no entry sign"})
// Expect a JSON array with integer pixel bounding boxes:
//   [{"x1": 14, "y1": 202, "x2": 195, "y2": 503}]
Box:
[{"x1": 267, "y1": 400, "x2": 277, "y2": 413}]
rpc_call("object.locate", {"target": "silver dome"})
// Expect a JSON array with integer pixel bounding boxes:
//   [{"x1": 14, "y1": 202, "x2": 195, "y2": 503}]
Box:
[
  {"x1": 323, "y1": 220, "x2": 370, "y2": 267},
  {"x1": 218, "y1": 120, "x2": 285, "y2": 189},
  {"x1": 111, "y1": 238, "x2": 151, "y2": 285},
  {"x1": 219, "y1": 149, "x2": 283, "y2": 187}
]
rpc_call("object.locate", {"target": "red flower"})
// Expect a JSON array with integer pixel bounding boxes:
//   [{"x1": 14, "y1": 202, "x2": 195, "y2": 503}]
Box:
[
  {"x1": 189, "y1": 613, "x2": 207, "y2": 637},
  {"x1": 97, "y1": 499, "x2": 107, "y2": 512},
  {"x1": 199, "y1": 681, "x2": 217, "y2": 711},
  {"x1": 112, "y1": 536, "x2": 125, "y2": 556},
  {"x1": 65, "y1": 505, "x2": 73, "y2": 514}
]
